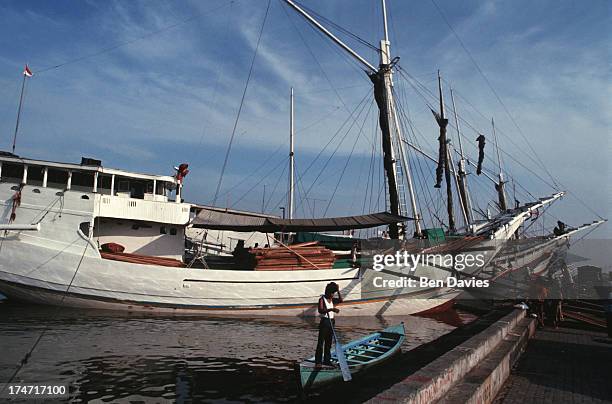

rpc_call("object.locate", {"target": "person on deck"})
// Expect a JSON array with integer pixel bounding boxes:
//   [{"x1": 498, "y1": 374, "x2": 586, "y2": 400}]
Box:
[{"x1": 315, "y1": 282, "x2": 343, "y2": 367}]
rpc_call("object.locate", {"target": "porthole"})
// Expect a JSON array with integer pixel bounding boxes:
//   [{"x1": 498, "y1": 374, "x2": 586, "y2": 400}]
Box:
[
  {"x1": 32, "y1": 189, "x2": 41, "y2": 193},
  {"x1": 81, "y1": 195, "x2": 90, "y2": 200},
  {"x1": 160, "y1": 226, "x2": 167, "y2": 234}
]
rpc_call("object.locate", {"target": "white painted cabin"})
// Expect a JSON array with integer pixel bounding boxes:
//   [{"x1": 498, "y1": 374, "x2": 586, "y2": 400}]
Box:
[{"x1": 0, "y1": 154, "x2": 190, "y2": 261}]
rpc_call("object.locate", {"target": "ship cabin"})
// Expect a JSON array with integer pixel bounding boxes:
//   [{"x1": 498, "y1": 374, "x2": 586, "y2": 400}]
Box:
[{"x1": 0, "y1": 153, "x2": 191, "y2": 264}]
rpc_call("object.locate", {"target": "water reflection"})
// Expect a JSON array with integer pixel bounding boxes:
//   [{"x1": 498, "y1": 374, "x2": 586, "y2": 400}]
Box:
[{"x1": 0, "y1": 302, "x2": 474, "y2": 402}]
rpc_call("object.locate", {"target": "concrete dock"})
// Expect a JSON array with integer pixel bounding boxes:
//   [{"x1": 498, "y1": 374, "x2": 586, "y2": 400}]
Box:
[
  {"x1": 367, "y1": 309, "x2": 535, "y2": 403},
  {"x1": 493, "y1": 324, "x2": 612, "y2": 404}
]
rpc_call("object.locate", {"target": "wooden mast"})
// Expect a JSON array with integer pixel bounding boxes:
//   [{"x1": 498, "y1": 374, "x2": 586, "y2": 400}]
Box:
[
  {"x1": 288, "y1": 87, "x2": 295, "y2": 220},
  {"x1": 381, "y1": 0, "x2": 422, "y2": 238},
  {"x1": 492, "y1": 117, "x2": 507, "y2": 211},
  {"x1": 434, "y1": 71, "x2": 455, "y2": 232},
  {"x1": 282, "y1": 0, "x2": 423, "y2": 239},
  {"x1": 377, "y1": 0, "x2": 403, "y2": 238},
  {"x1": 450, "y1": 87, "x2": 474, "y2": 227}
]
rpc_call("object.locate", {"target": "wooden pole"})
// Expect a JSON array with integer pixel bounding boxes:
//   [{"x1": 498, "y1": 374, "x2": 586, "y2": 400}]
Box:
[{"x1": 437, "y1": 71, "x2": 455, "y2": 232}]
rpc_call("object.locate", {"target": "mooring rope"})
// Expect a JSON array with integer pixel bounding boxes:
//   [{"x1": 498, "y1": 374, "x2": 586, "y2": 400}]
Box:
[{"x1": 0, "y1": 240, "x2": 89, "y2": 395}]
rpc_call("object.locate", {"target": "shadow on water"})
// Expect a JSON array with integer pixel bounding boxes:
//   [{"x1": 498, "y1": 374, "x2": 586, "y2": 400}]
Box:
[{"x1": 0, "y1": 300, "x2": 475, "y2": 402}]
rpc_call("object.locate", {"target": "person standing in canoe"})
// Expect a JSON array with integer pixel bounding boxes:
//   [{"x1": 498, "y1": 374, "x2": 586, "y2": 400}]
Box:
[{"x1": 315, "y1": 282, "x2": 343, "y2": 367}]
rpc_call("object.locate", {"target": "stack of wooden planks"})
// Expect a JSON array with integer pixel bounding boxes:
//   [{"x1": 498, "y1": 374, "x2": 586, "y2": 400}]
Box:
[{"x1": 251, "y1": 241, "x2": 335, "y2": 271}]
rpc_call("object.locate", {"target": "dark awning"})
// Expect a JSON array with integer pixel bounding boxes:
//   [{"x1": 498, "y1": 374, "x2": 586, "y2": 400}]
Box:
[{"x1": 191, "y1": 209, "x2": 411, "y2": 232}]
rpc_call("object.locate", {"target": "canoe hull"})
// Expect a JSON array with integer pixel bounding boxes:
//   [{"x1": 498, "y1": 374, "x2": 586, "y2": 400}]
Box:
[{"x1": 298, "y1": 323, "x2": 405, "y2": 390}]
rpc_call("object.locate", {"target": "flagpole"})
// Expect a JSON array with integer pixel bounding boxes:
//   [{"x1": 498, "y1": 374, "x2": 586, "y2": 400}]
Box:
[{"x1": 12, "y1": 72, "x2": 28, "y2": 154}]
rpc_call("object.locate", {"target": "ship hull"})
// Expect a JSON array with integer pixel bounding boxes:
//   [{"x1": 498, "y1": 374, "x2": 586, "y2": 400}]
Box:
[
  {"x1": 0, "y1": 181, "x2": 501, "y2": 317},
  {"x1": 0, "y1": 235, "x2": 464, "y2": 316},
  {"x1": 0, "y1": 278, "x2": 459, "y2": 316}
]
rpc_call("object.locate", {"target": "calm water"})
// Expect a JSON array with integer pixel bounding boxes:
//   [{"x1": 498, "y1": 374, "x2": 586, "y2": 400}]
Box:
[{"x1": 0, "y1": 297, "x2": 474, "y2": 402}]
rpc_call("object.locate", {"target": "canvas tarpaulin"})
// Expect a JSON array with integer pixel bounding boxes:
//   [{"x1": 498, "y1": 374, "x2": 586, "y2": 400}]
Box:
[{"x1": 191, "y1": 209, "x2": 411, "y2": 232}]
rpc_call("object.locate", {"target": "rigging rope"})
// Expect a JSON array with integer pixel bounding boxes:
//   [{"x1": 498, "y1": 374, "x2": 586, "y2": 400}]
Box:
[
  {"x1": 216, "y1": 142, "x2": 286, "y2": 201},
  {"x1": 362, "y1": 122, "x2": 378, "y2": 217},
  {"x1": 323, "y1": 100, "x2": 373, "y2": 215},
  {"x1": 396, "y1": 65, "x2": 566, "y2": 198},
  {"x1": 347, "y1": 131, "x2": 371, "y2": 213},
  {"x1": 293, "y1": 89, "x2": 372, "y2": 212},
  {"x1": 263, "y1": 158, "x2": 289, "y2": 214},
  {"x1": 0, "y1": 240, "x2": 89, "y2": 395},
  {"x1": 279, "y1": 1, "x2": 367, "y2": 112},
  {"x1": 294, "y1": 161, "x2": 312, "y2": 217},
  {"x1": 211, "y1": 0, "x2": 271, "y2": 208},
  {"x1": 286, "y1": 0, "x2": 380, "y2": 53},
  {"x1": 394, "y1": 86, "x2": 444, "y2": 229},
  {"x1": 298, "y1": 90, "x2": 372, "y2": 212},
  {"x1": 230, "y1": 156, "x2": 289, "y2": 209},
  {"x1": 429, "y1": 0, "x2": 561, "y2": 190},
  {"x1": 196, "y1": 1, "x2": 235, "y2": 151}
]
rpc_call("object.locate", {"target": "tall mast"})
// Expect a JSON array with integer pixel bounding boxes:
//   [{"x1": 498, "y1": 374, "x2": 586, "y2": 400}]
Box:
[
  {"x1": 379, "y1": 0, "x2": 422, "y2": 237},
  {"x1": 282, "y1": 0, "x2": 422, "y2": 238},
  {"x1": 434, "y1": 71, "x2": 455, "y2": 232},
  {"x1": 491, "y1": 118, "x2": 507, "y2": 211},
  {"x1": 288, "y1": 87, "x2": 295, "y2": 220},
  {"x1": 381, "y1": 0, "x2": 390, "y2": 42},
  {"x1": 450, "y1": 87, "x2": 474, "y2": 226}
]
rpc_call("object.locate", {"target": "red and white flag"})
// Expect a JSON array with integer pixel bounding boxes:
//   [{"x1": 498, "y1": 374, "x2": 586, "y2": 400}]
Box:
[{"x1": 23, "y1": 64, "x2": 33, "y2": 77}]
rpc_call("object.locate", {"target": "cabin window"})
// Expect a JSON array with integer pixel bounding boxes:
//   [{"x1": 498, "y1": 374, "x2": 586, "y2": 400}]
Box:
[
  {"x1": 47, "y1": 169, "x2": 68, "y2": 189},
  {"x1": 130, "y1": 181, "x2": 145, "y2": 199},
  {"x1": 156, "y1": 182, "x2": 166, "y2": 195},
  {"x1": 116, "y1": 177, "x2": 148, "y2": 199},
  {"x1": 160, "y1": 226, "x2": 167, "y2": 234},
  {"x1": 170, "y1": 228, "x2": 177, "y2": 236},
  {"x1": 1, "y1": 163, "x2": 23, "y2": 184},
  {"x1": 118, "y1": 180, "x2": 129, "y2": 193},
  {"x1": 71, "y1": 171, "x2": 95, "y2": 192},
  {"x1": 97, "y1": 174, "x2": 112, "y2": 195},
  {"x1": 27, "y1": 166, "x2": 45, "y2": 186}
]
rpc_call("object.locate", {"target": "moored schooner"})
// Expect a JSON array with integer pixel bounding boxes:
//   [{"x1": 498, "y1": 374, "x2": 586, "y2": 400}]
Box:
[{"x1": 0, "y1": 0, "x2": 605, "y2": 316}]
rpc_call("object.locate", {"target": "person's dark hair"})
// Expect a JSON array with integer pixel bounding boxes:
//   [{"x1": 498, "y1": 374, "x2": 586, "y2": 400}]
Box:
[{"x1": 325, "y1": 282, "x2": 339, "y2": 296}]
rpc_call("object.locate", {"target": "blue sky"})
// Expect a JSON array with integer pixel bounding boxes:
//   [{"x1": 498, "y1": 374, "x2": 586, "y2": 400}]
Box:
[{"x1": 0, "y1": 0, "x2": 609, "y2": 236}]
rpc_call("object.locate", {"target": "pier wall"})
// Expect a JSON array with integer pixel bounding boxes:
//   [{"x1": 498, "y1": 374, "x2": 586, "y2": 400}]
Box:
[{"x1": 368, "y1": 309, "x2": 535, "y2": 404}]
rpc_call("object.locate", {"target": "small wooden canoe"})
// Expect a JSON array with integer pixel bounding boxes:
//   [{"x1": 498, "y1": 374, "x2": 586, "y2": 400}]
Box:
[{"x1": 296, "y1": 323, "x2": 405, "y2": 390}]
